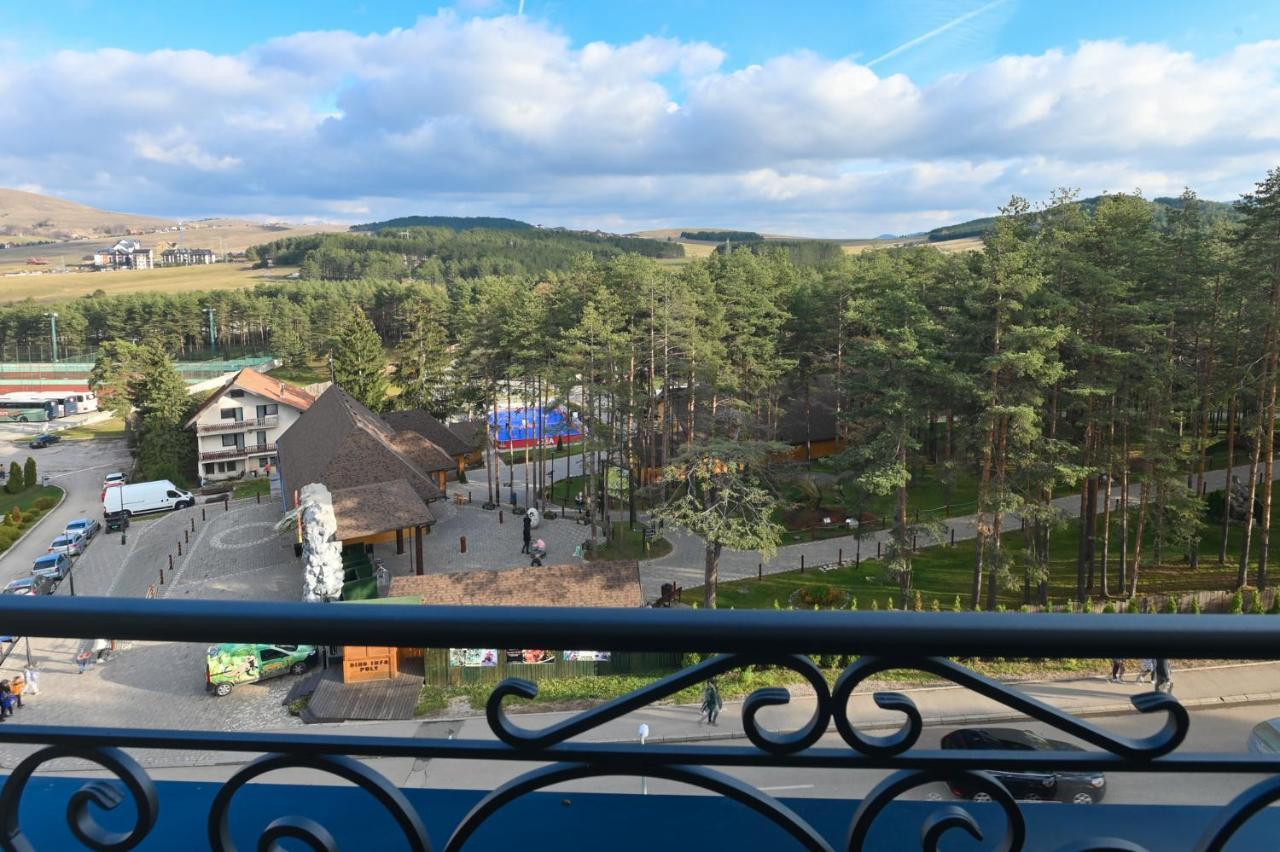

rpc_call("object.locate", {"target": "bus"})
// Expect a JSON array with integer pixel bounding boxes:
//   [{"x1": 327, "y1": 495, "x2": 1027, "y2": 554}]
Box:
[
  {"x1": 0, "y1": 391, "x2": 98, "y2": 419},
  {"x1": 0, "y1": 397, "x2": 53, "y2": 422}
]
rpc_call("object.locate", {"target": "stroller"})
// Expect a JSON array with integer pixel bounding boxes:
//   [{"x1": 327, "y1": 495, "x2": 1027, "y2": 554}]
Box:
[{"x1": 530, "y1": 539, "x2": 547, "y2": 567}]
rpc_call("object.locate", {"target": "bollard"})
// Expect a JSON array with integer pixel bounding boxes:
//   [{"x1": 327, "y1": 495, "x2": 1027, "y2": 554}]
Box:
[
  {"x1": 468, "y1": 492, "x2": 473, "y2": 504},
  {"x1": 912, "y1": 533, "x2": 918, "y2": 553},
  {"x1": 499, "y1": 510, "x2": 504, "y2": 524},
  {"x1": 461, "y1": 536, "x2": 468, "y2": 554},
  {"x1": 202, "y1": 507, "x2": 206, "y2": 521},
  {"x1": 856, "y1": 539, "x2": 861, "y2": 567},
  {"x1": 800, "y1": 554, "x2": 805, "y2": 573},
  {"x1": 168, "y1": 554, "x2": 173, "y2": 571},
  {"x1": 839, "y1": 548, "x2": 843, "y2": 566},
  {"x1": 224, "y1": 495, "x2": 229, "y2": 512},
  {"x1": 191, "y1": 518, "x2": 195, "y2": 532},
  {"x1": 950, "y1": 528, "x2": 955, "y2": 546},
  {"x1": 159, "y1": 568, "x2": 164, "y2": 586},
  {"x1": 256, "y1": 491, "x2": 261, "y2": 504},
  {"x1": 184, "y1": 529, "x2": 189, "y2": 544},
  {"x1": 877, "y1": 541, "x2": 881, "y2": 558},
  {"x1": 758, "y1": 562, "x2": 763, "y2": 579},
  {"x1": 177, "y1": 541, "x2": 182, "y2": 556}
]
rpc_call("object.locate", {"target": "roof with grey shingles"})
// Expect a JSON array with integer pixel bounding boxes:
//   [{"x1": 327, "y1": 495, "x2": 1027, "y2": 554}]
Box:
[
  {"x1": 382, "y1": 409, "x2": 471, "y2": 458},
  {"x1": 446, "y1": 418, "x2": 486, "y2": 453},
  {"x1": 277, "y1": 385, "x2": 442, "y2": 509},
  {"x1": 388, "y1": 561, "x2": 643, "y2": 607}
]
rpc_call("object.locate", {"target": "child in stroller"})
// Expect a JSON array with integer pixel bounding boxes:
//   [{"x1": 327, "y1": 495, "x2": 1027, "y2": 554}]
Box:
[{"x1": 530, "y1": 539, "x2": 547, "y2": 567}]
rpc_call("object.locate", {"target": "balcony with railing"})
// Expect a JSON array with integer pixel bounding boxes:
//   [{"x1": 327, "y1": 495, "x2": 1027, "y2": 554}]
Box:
[
  {"x1": 197, "y1": 415, "x2": 278, "y2": 434},
  {"x1": 199, "y1": 442, "x2": 276, "y2": 462},
  {"x1": 2, "y1": 599, "x2": 1280, "y2": 849}
]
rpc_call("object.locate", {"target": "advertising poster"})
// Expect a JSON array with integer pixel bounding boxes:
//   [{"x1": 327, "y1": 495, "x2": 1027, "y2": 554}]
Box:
[
  {"x1": 449, "y1": 648, "x2": 498, "y2": 667},
  {"x1": 505, "y1": 649, "x2": 556, "y2": 664},
  {"x1": 565, "y1": 651, "x2": 611, "y2": 662}
]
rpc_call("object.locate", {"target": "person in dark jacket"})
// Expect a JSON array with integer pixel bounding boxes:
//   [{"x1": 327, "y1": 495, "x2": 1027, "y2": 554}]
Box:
[
  {"x1": 521, "y1": 514, "x2": 532, "y2": 554},
  {"x1": 1154, "y1": 658, "x2": 1173, "y2": 693},
  {"x1": 700, "y1": 681, "x2": 723, "y2": 726},
  {"x1": 1109, "y1": 659, "x2": 1127, "y2": 682}
]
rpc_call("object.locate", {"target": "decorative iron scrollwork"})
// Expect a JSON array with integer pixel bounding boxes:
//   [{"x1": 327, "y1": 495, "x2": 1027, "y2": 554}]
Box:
[
  {"x1": 0, "y1": 745, "x2": 158, "y2": 851},
  {"x1": 207, "y1": 753, "x2": 431, "y2": 852},
  {"x1": 846, "y1": 769, "x2": 1025, "y2": 852}
]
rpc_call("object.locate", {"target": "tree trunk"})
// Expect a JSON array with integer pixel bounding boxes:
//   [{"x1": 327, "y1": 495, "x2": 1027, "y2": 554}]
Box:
[
  {"x1": 1240, "y1": 414, "x2": 1263, "y2": 588},
  {"x1": 1259, "y1": 357, "x2": 1277, "y2": 591},
  {"x1": 1131, "y1": 458, "x2": 1152, "y2": 598},
  {"x1": 704, "y1": 541, "x2": 722, "y2": 609},
  {"x1": 1221, "y1": 392, "x2": 1237, "y2": 566}
]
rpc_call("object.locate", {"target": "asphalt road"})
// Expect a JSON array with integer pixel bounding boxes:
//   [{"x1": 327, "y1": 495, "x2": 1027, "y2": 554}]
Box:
[
  {"x1": 413, "y1": 703, "x2": 1279, "y2": 805},
  {"x1": 0, "y1": 436, "x2": 130, "y2": 585}
]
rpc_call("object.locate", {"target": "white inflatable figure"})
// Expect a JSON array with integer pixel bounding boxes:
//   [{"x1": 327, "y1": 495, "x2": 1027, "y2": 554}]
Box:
[{"x1": 299, "y1": 483, "x2": 344, "y2": 602}]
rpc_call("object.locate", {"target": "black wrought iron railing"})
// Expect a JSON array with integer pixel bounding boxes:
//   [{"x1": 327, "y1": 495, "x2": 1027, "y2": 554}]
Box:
[{"x1": 2, "y1": 598, "x2": 1280, "y2": 850}]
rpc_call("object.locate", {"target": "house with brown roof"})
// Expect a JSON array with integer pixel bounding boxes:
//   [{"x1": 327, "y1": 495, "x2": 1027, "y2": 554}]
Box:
[
  {"x1": 388, "y1": 560, "x2": 644, "y2": 607},
  {"x1": 185, "y1": 368, "x2": 316, "y2": 484},
  {"x1": 445, "y1": 418, "x2": 486, "y2": 468},
  {"x1": 382, "y1": 409, "x2": 473, "y2": 479},
  {"x1": 276, "y1": 385, "x2": 448, "y2": 573}
]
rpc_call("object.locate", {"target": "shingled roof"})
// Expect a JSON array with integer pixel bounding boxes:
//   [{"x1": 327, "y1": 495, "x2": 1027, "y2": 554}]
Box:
[
  {"x1": 331, "y1": 480, "x2": 434, "y2": 540},
  {"x1": 388, "y1": 561, "x2": 643, "y2": 608},
  {"x1": 383, "y1": 409, "x2": 471, "y2": 458},
  {"x1": 277, "y1": 385, "x2": 442, "y2": 509},
  {"x1": 184, "y1": 367, "x2": 315, "y2": 428},
  {"x1": 446, "y1": 418, "x2": 486, "y2": 453}
]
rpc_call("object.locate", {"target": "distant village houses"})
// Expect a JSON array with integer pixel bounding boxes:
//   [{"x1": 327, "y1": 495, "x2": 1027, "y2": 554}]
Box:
[
  {"x1": 92, "y1": 239, "x2": 153, "y2": 270},
  {"x1": 160, "y1": 247, "x2": 218, "y2": 266}
]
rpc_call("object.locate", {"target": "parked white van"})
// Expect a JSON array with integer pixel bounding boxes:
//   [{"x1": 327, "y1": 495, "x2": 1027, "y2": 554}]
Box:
[{"x1": 102, "y1": 480, "x2": 195, "y2": 517}]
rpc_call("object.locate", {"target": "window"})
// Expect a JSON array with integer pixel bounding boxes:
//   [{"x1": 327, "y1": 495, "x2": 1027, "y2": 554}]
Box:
[
  {"x1": 258, "y1": 457, "x2": 270, "y2": 468},
  {"x1": 166, "y1": 490, "x2": 180, "y2": 498},
  {"x1": 227, "y1": 460, "x2": 239, "y2": 471},
  {"x1": 260, "y1": 648, "x2": 286, "y2": 661},
  {"x1": 229, "y1": 389, "x2": 245, "y2": 398},
  {"x1": 221, "y1": 434, "x2": 242, "y2": 447},
  {"x1": 255, "y1": 430, "x2": 267, "y2": 446},
  {"x1": 204, "y1": 463, "x2": 215, "y2": 474},
  {"x1": 219, "y1": 407, "x2": 243, "y2": 421},
  {"x1": 256, "y1": 403, "x2": 278, "y2": 417}
]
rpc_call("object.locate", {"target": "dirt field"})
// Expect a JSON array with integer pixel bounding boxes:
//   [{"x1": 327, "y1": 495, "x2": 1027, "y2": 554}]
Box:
[
  {"x1": 0, "y1": 263, "x2": 300, "y2": 302},
  {"x1": 840, "y1": 236, "x2": 984, "y2": 255}
]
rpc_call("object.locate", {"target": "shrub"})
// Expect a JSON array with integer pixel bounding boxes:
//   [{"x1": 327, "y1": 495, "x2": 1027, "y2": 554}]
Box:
[
  {"x1": 8, "y1": 506, "x2": 21, "y2": 526},
  {"x1": 931, "y1": 598, "x2": 941, "y2": 612},
  {"x1": 886, "y1": 596, "x2": 895, "y2": 611},
  {"x1": 1252, "y1": 593, "x2": 1265, "y2": 615},
  {"x1": 871, "y1": 599, "x2": 880, "y2": 611},
  {"x1": 788, "y1": 585, "x2": 849, "y2": 609},
  {"x1": 849, "y1": 597, "x2": 857, "y2": 611},
  {"x1": 23, "y1": 457, "x2": 35, "y2": 489},
  {"x1": 1270, "y1": 595, "x2": 1280, "y2": 615},
  {"x1": 1231, "y1": 590, "x2": 1245, "y2": 614},
  {"x1": 913, "y1": 591, "x2": 923, "y2": 612},
  {"x1": 1084, "y1": 597, "x2": 1094, "y2": 613},
  {"x1": 1102, "y1": 602, "x2": 1117, "y2": 613},
  {"x1": 952, "y1": 595, "x2": 962, "y2": 612},
  {"x1": 5, "y1": 462, "x2": 21, "y2": 494},
  {"x1": 1164, "y1": 597, "x2": 1179, "y2": 614},
  {"x1": 1126, "y1": 599, "x2": 1140, "y2": 613},
  {"x1": 1192, "y1": 596, "x2": 1203, "y2": 614},
  {"x1": 32, "y1": 496, "x2": 56, "y2": 511}
]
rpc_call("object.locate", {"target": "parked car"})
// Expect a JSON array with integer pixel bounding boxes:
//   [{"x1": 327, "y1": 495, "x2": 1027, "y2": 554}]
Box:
[
  {"x1": 29, "y1": 433, "x2": 60, "y2": 449},
  {"x1": 1249, "y1": 718, "x2": 1280, "y2": 753},
  {"x1": 205, "y1": 644, "x2": 317, "y2": 697},
  {"x1": 3, "y1": 575, "x2": 57, "y2": 596},
  {"x1": 103, "y1": 472, "x2": 127, "y2": 488},
  {"x1": 47, "y1": 532, "x2": 86, "y2": 557},
  {"x1": 102, "y1": 479, "x2": 194, "y2": 517},
  {"x1": 31, "y1": 552, "x2": 72, "y2": 581},
  {"x1": 940, "y1": 728, "x2": 1107, "y2": 804},
  {"x1": 64, "y1": 517, "x2": 100, "y2": 541}
]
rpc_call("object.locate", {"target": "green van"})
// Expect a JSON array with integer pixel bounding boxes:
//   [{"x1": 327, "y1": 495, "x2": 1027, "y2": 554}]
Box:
[{"x1": 205, "y1": 643, "x2": 317, "y2": 696}]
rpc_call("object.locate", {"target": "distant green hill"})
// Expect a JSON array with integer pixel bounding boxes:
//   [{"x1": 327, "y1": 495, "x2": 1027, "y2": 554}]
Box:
[
  {"x1": 926, "y1": 195, "x2": 1241, "y2": 243},
  {"x1": 351, "y1": 215, "x2": 533, "y2": 233}
]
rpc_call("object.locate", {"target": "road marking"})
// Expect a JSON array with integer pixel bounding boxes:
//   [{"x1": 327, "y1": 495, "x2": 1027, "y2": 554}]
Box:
[
  {"x1": 210, "y1": 521, "x2": 280, "y2": 550},
  {"x1": 759, "y1": 784, "x2": 814, "y2": 792}
]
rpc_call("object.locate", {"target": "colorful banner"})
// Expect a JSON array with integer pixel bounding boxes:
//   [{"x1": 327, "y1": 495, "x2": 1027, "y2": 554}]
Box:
[
  {"x1": 506, "y1": 649, "x2": 556, "y2": 664},
  {"x1": 449, "y1": 648, "x2": 498, "y2": 667},
  {"x1": 565, "y1": 651, "x2": 610, "y2": 662}
]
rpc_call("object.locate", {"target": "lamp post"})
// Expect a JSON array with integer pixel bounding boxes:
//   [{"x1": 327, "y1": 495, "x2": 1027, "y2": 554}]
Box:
[
  {"x1": 204, "y1": 307, "x2": 217, "y2": 356},
  {"x1": 43, "y1": 312, "x2": 58, "y2": 362},
  {"x1": 637, "y1": 723, "x2": 650, "y2": 795}
]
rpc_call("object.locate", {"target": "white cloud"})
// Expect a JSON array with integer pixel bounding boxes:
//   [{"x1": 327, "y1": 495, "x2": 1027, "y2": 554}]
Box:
[{"x1": 0, "y1": 14, "x2": 1277, "y2": 234}]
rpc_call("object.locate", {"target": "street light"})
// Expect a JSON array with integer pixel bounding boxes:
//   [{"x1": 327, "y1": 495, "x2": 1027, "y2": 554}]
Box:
[{"x1": 42, "y1": 312, "x2": 58, "y2": 362}]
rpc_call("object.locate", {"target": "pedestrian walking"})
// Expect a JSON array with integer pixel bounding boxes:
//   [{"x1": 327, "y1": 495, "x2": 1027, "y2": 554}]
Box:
[
  {"x1": 1109, "y1": 659, "x2": 1127, "y2": 682},
  {"x1": 23, "y1": 663, "x2": 39, "y2": 696},
  {"x1": 0, "y1": 682, "x2": 15, "y2": 718},
  {"x1": 92, "y1": 638, "x2": 111, "y2": 663},
  {"x1": 575, "y1": 492, "x2": 584, "y2": 515},
  {"x1": 510, "y1": 488, "x2": 518, "y2": 510},
  {"x1": 11, "y1": 673, "x2": 25, "y2": 708},
  {"x1": 76, "y1": 649, "x2": 94, "y2": 674},
  {"x1": 521, "y1": 514, "x2": 532, "y2": 554},
  {"x1": 1154, "y1": 658, "x2": 1173, "y2": 693},
  {"x1": 1136, "y1": 659, "x2": 1155, "y2": 683},
  {"x1": 700, "y1": 680, "x2": 723, "y2": 726}
]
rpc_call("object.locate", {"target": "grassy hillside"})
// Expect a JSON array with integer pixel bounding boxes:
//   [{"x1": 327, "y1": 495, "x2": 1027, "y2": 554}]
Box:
[
  {"x1": 0, "y1": 263, "x2": 297, "y2": 303},
  {"x1": 0, "y1": 187, "x2": 171, "y2": 240}
]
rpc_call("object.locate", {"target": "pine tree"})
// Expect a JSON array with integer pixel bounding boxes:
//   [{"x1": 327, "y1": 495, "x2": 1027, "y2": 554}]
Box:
[
  {"x1": 6, "y1": 461, "x2": 22, "y2": 494},
  {"x1": 23, "y1": 457, "x2": 36, "y2": 490},
  {"x1": 332, "y1": 308, "x2": 389, "y2": 412}
]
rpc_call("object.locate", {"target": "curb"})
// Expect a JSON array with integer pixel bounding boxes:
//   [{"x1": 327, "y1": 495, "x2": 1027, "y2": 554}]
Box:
[{"x1": 0, "y1": 485, "x2": 67, "y2": 565}]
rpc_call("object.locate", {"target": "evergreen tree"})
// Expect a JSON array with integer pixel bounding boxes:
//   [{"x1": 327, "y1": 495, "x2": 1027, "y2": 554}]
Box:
[
  {"x1": 23, "y1": 457, "x2": 36, "y2": 490},
  {"x1": 5, "y1": 462, "x2": 21, "y2": 494},
  {"x1": 331, "y1": 308, "x2": 389, "y2": 412}
]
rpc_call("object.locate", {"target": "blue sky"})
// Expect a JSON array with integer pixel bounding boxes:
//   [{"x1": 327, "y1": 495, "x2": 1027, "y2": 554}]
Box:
[{"x1": 2, "y1": 1, "x2": 1280, "y2": 234}]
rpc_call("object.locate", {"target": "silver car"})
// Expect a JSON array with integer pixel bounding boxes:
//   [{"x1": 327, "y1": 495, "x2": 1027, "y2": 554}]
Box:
[
  {"x1": 47, "y1": 532, "x2": 86, "y2": 557},
  {"x1": 64, "y1": 517, "x2": 100, "y2": 541}
]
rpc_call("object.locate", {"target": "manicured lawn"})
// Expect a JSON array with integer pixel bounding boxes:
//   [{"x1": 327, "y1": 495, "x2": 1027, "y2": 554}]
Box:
[
  {"x1": 582, "y1": 521, "x2": 672, "y2": 562},
  {"x1": 269, "y1": 363, "x2": 329, "y2": 387},
  {"x1": 55, "y1": 418, "x2": 126, "y2": 440},
  {"x1": 0, "y1": 485, "x2": 62, "y2": 517},
  {"x1": 499, "y1": 443, "x2": 581, "y2": 466},
  {"x1": 702, "y1": 500, "x2": 1280, "y2": 610},
  {"x1": 233, "y1": 478, "x2": 271, "y2": 499}
]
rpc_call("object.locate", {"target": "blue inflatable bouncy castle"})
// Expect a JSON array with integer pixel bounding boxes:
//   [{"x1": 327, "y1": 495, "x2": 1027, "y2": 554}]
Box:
[{"x1": 489, "y1": 406, "x2": 583, "y2": 450}]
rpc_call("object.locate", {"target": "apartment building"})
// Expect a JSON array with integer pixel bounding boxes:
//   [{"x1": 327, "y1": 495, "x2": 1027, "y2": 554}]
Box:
[{"x1": 185, "y1": 368, "x2": 315, "y2": 483}]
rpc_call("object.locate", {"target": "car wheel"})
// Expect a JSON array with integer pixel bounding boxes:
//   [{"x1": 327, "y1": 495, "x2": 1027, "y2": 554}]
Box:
[
  {"x1": 214, "y1": 682, "x2": 232, "y2": 697},
  {"x1": 289, "y1": 662, "x2": 308, "y2": 675},
  {"x1": 1071, "y1": 792, "x2": 1096, "y2": 805}
]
